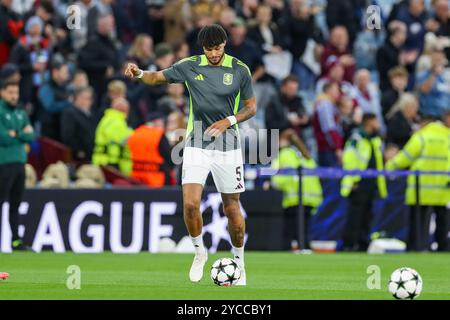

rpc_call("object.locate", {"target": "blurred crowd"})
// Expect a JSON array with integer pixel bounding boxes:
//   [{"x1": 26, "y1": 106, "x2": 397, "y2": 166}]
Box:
[{"x1": 1, "y1": 0, "x2": 450, "y2": 187}]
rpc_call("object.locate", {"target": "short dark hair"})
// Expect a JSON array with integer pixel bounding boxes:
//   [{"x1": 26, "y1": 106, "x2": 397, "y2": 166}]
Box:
[
  {"x1": 197, "y1": 24, "x2": 228, "y2": 49},
  {"x1": 281, "y1": 75, "x2": 299, "y2": 86},
  {"x1": 0, "y1": 80, "x2": 19, "y2": 90},
  {"x1": 362, "y1": 112, "x2": 377, "y2": 123}
]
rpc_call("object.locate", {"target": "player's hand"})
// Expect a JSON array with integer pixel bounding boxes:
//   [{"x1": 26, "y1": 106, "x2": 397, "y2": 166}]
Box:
[
  {"x1": 124, "y1": 63, "x2": 142, "y2": 79},
  {"x1": 205, "y1": 119, "x2": 233, "y2": 138}
]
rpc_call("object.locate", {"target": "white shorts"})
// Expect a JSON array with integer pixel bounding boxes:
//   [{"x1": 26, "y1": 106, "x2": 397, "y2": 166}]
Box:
[{"x1": 182, "y1": 147, "x2": 245, "y2": 193}]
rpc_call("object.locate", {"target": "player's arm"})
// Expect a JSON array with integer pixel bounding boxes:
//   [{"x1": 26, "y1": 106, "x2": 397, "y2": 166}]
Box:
[
  {"x1": 205, "y1": 97, "x2": 257, "y2": 138},
  {"x1": 235, "y1": 96, "x2": 257, "y2": 124},
  {"x1": 124, "y1": 63, "x2": 168, "y2": 85}
]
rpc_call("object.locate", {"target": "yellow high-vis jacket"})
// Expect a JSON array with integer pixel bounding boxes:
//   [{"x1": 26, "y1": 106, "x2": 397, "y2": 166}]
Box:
[{"x1": 386, "y1": 121, "x2": 450, "y2": 206}]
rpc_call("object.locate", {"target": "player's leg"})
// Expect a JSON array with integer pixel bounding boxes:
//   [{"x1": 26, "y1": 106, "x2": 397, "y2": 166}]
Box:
[
  {"x1": 0, "y1": 164, "x2": 16, "y2": 249},
  {"x1": 9, "y1": 164, "x2": 25, "y2": 249},
  {"x1": 182, "y1": 183, "x2": 204, "y2": 238},
  {"x1": 183, "y1": 183, "x2": 209, "y2": 282},
  {"x1": 221, "y1": 192, "x2": 246, "y2": 285},
  {"x1": 211, "y1": 148, "x2": 247, "y2": 285},
  {"x1": 181, "y1": 147, "x2": 211, "y2": 282}
]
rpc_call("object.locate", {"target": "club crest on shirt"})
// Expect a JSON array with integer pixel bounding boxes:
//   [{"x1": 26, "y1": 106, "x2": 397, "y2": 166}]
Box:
[{"x1": 223, "y1": 73, "x2": 233, "y2": 85}]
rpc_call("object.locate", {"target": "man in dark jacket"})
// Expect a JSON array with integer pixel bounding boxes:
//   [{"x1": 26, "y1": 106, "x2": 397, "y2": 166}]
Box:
[
  {"x1": 37, "y1": 60, "x2": 72, "y2": 141},
  {"x1": 78, "y1": 13, "x2": 119, "y2": 106},
  {"x1": 60, "y1": 86, "x2": 96, "y2": 162},
  {"x1": 376, "y1": 21, "x2": 416, "y2": 91},
  {"x1": 0, "y1": 81, "x2": 35, "y2": 250}
]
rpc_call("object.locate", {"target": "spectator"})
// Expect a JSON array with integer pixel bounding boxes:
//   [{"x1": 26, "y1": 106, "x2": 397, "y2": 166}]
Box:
[
  {"x1": 165, "y1": 110, "x2": 186, "y2": 147},
  {"x1": 226, "y1": 18, "x2": 266, "y2": 82},
  {"x1": 38, "y1": 60, "x2": 72, "y2": 141},
  {"x1": 87, "y1": 0, "x2": 115, "y2": 39},
  {"x1": 9, "y1": 16, "x2": 50, "y2": 105},
  {"x1": 315, "y1": 60, "x2": 354, "y2": 97},
  {"x1": 157, "y1": 83, "x2": 189, "y2": 116},
  {"x1": 429, "y1": 0, "x2": 450, "y2": 61},
  {"x1": 23, "y1": 0, "x2": 56, "y2": 32},
  {"x1": 235, "y1": 0, "x2": 259, "y2": 21},
  {"x1": 218, "y1": 7, "x2": 237, "y2": 32},
  {"x1": 386, "y1": 93, "x2": 419, "y2": 148},
  {"x1": 173, "y1": 41, "x2": 190, "y2": 61},
  {"x1": 144, "y1": 0, "x2": 166, "y2": 45},
  {"x1": 0, "y1": 0, "x2": 24, "y2": 66},
  {"x1": 69, "y1": 69, "x2": 89, "y2": 93},
  {"x1": 163, "y1": 0, "x2": 192, "y2": 45},
  {"x1": 112, "y1": 0, "x2": 147, "y2": 45},
  {"x1": 78, "y1": 13, "x2": 120, "y2": 107},
  {"x1": 60, "y1": 86, "x2": 96, "y2": 162},
  {"x1": 325, "y1": 0, "x2": 360, "y2": 47},
  {"x1": 146, "y1": 43, "x2": 175, "y2": 110},
  {"x1": 381, "y1": 66, "x2": 409, "y2": 118},
  {"x1": 280, "y1": 0, "x2": 323, "y2": 62},
  {"x1": 313, "y1": 81, "x2": 344, "y2": 167},
  {"x1": 376, "y1": 21, "x2": 414, "y2": 91},
  {"x1": 392, "y1": 0, "x2": 428, "y2": 52},
  {"x1": 265, "y1": 75, "x2": 312, "y2": 159},
  {"x1": 247, "y1": 5, "x2": 284, "y2": 55},
  {"x1": 92, "y1": 97, "x2": 133, "y2": 175},
  {"x1": 128, "y1": 112, "x2": 175, "y2": 187},
  {"x1": 266, "y1": 75, "x2": 309, "y2": 137},
  {"x1": 127, "y1": 34, "x2": 154, "y2": 70},
  {"x1": 0, "y1": 80, "x2": 35, "y2": 251},
  {"x1": 352, "y1": 69, "x2": 385, "y2": 136},
  {"x1": 416, "y1": 48, "x2": 450, "y2": 118},
  {"x1": 339, "y1": 94, "x2": 362, "y2": 142},
  {"x1": 263, "y1": 0, "x2": 285, "y2": 24},
  {"x1": 98, "y1": 79, "x2": 127, "y2": 122},
  {"x1": 0, "y1": 63, "x2": 21, "y2": 84},
  {"x1": 320, "y1": 26, "x2": 356, "y2": 83}
]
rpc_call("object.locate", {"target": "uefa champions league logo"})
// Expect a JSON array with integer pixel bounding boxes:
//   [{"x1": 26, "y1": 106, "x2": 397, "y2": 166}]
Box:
[{"x1": 200, "y1": 193, "x2": 248, "y2": 253}]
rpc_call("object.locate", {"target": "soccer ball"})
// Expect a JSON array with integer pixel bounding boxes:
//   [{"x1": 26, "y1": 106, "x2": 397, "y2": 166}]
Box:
[
  {"x1": 388, "y1": 267, "x2": 423, "y2": 300},
  {"x1": 210, "y1": 258, "x2": 241, "y2": 286}
]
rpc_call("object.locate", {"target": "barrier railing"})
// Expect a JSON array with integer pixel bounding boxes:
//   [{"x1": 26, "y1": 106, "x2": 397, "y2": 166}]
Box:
[{"x1": 257, "y1": 166, "x2": 450, "y2": 251}]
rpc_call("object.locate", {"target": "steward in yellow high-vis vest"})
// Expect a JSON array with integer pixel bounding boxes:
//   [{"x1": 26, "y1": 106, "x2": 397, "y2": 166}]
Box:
[
  {"x1": 340, "y1": 113, "x2": 386, "y2": 251},
  {"x1": 386, "y1": 116, "x2": 449, "y2": 251},
  {"x1": 92, "y1": 99, "x2": 133, "y2": 175},
  {"x1": 271, "y1": 145, "x2": 323, "y2": 251}
]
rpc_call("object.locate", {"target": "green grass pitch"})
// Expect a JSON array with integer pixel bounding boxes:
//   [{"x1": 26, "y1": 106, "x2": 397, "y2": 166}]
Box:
[{"x1": 0, "y1": 252, "x2": 449, "y2": 300}]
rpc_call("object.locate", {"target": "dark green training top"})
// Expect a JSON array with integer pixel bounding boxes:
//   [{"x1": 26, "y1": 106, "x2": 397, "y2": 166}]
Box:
[{"x1": 162, "y1": 54, "x2": 254, "y2": 151}]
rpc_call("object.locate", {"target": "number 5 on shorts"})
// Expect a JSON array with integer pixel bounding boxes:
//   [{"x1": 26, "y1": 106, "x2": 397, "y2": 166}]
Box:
[{"x1": 236, "y1": 166, "x2": 241, "y2": 181}]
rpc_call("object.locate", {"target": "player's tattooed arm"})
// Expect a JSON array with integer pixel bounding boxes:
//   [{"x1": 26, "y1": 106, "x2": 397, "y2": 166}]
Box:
[
  {"x1": 205, "y1": 97, "x2": 257, "y2": 138},
  {"x1": 124, "y1": 63, "x2": 168, "y2": 85},
  {"x1": 235, "y1": 96, "x2": 257, "y2": 123}
]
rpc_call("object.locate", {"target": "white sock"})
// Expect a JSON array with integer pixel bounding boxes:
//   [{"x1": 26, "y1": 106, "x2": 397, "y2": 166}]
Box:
[
  {"x1": 232, "y1": 245, "x2": 245, "y2": 269},
  {"x1": 190, "y1": 234, "x2": 206, "y2": 255}
]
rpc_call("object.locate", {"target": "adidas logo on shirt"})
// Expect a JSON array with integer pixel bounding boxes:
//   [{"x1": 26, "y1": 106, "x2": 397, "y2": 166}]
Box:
[
  {"x1": 235, "y1": 183, "x2": 243, "y2": 190},
  {"x1": 194, "y1": 74, "x2": 204, "y2": 81}
]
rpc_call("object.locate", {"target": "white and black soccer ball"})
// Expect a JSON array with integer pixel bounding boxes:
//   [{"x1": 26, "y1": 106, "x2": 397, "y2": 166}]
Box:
[
  {"x1": 388, "y1": 267, "x2": 423, "y2": 300},
  {"x1": 210, "y1": 258, "x2": 241, "y2": 286}
]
